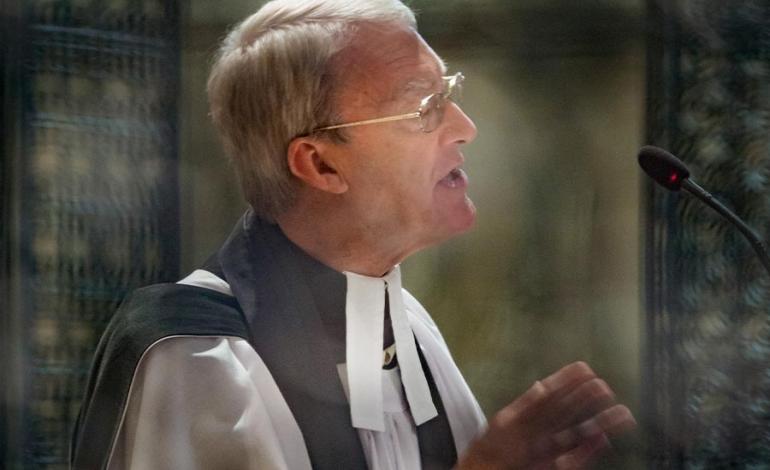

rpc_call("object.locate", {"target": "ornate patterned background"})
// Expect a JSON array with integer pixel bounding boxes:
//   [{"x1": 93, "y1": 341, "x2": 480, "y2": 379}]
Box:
[
  {"x1": 644, "y1": 0, "x2": 770, "y2": 467},
  {"x1": 1, "y1": 0, "x2": 180, "y2": 468}
]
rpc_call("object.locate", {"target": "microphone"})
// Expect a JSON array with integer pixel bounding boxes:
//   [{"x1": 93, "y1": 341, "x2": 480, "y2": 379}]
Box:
[{"x1": 638, "y1": 145, "x2": 770, "y2": 276}]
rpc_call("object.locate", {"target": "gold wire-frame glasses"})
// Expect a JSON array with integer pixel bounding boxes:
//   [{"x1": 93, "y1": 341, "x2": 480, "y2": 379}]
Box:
[{"x1": 313, "y1": 72, "x2": 464, "y2": 134}]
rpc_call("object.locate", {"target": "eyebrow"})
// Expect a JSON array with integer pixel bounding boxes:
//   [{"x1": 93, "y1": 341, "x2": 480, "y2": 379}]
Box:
[
  {"x1": 386, "y1": 61, "x2": 450, "y2": 106},
  {"x1": 400, "y1": 78, "x2": 435, "y2": 94},
  {"x1": 395, "y1": 69, "x2": 450, "y2": 100}
]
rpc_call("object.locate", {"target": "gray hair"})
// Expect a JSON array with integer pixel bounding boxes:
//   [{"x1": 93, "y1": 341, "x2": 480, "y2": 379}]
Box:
[{"x1": 207, "y1": 0, "x2": 417, "y2": 220}]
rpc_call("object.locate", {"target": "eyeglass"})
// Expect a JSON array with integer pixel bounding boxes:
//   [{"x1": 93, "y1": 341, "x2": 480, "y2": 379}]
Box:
[{"x1": 313, "y1": 72, "x2": 464, "y2": 134}]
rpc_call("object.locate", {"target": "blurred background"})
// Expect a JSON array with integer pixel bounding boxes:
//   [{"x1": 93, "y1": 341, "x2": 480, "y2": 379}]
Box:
[{"x1": 3, "y1": 0, "x2": 770, "y2": 468}]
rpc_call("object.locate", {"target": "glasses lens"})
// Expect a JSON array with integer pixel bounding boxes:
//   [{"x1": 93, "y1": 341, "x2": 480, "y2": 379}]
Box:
[
  {"x1": 419, "y1": 73, "x2": 464, "y2": 133},
  {"x1": 419, "y1": 93, "x2": 444, "y2": 133},
  {"x1": 447, "y1": 75, "x2": 463, "y2": 103}
]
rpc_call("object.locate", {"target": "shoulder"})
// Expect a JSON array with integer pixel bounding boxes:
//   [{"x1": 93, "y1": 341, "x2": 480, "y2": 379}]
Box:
[
  {"x1": 91, "y1": 281, "x2": 250, "y2": 398},
  {"x1": 72, "y1": 283, "x2": 251, "y2": 469},
  {"x1": 130, "y1": 335, "x2": 259, "y2": 408},
  {"x1": 96, "y1": 282, "x2": 250, "y2": 387},
  {"x1": 118, "y1": 282, "x2": 240, "y2": 323},
  {"x1": 107, "y1": 282, "x2": 247, "y2": 348},
  {"x1": 111, "y1": 335, "x2": 300, "y2": 470}
]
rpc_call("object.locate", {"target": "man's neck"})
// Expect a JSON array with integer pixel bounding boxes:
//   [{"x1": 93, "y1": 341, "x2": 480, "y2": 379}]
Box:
[{"x1": 276, "y1": 207, "x2": 409, "y2": 278}]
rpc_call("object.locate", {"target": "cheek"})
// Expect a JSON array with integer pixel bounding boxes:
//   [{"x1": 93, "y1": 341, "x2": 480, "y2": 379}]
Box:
[
  {"x1": 384, "y1": 145, "x2": 438, "y2": 186},
  {"x1": 349, "y1": 138, "x2": 439, "y2": 201},
  {"x1": 390, "y1": 169, "x2": 436, "y2": 214},
  {"x1": 360, "y1": 171, "x2": 433, "y2": 224}
]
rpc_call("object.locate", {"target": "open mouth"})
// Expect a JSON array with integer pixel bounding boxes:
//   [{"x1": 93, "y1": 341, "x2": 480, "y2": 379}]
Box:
[{"x1": 438, "y1": 167, "x2": 468, "y2": 189}]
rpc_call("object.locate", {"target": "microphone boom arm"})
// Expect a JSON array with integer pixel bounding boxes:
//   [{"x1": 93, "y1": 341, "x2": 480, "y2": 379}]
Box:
[{"x1": 683, "y1": 179, "x2": 770, "y2": 276}]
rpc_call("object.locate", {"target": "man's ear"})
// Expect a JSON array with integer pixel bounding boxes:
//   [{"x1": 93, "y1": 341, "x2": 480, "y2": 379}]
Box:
[{"x1": 286, "y1": 137, "x2": 349, "y2": 194}]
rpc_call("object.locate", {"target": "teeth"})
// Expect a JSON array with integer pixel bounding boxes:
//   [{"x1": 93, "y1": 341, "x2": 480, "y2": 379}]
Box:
[{"x1": 440, "y1": 168, "x2": 460, "y2": 187}]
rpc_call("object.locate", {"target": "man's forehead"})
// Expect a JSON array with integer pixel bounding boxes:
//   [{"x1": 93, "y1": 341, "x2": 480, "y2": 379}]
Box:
[
  {"x1": 337, "y1": 23, "x2": 446, "y2": 106},
  {"x1": 364, "y1": 25, "x2": 442, "y2": 69}
]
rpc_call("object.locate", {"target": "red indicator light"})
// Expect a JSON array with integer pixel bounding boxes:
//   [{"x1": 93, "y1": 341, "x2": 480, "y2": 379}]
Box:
[{"x1": 669, "y1": 173, "x2": 679, "y2": 183}]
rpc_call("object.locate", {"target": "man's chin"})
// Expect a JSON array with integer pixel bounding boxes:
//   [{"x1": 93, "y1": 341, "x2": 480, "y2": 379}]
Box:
[
  {"x1": 453, "y1": 195, "x2": 477, "y2": 232},
  {"x1": 451, "y1": 212, "x2": 477, "y2": 237},
  {"x1": 435, "y1": 198, "x2": 478, "y2": 242}
]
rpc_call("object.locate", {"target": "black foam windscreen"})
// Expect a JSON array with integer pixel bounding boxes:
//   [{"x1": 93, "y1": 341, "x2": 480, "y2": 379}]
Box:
[{"x1": 638, "y1": 145, "x2": 690, "y2": 191}]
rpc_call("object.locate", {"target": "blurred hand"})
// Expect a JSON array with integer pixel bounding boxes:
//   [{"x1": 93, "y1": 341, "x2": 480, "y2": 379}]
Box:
[{"x1": 456, "y1": 362, "x2": 636, "y2": 470}]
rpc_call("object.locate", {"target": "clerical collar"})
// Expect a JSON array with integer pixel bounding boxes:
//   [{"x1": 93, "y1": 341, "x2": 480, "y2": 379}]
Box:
[
  {"x1": 343, "y1": 266, "x2": 438, "y2": 431},
  {"x1": 275, "y1": 224, "x2": 438, "y2": 431}
]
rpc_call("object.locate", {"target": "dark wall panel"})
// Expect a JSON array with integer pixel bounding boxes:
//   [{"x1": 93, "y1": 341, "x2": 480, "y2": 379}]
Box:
[
  {"x1": 644, "y1": 1, "x2": 770, "y2": 467},
  {"x1": 1, "y1": 1, "x2": 180, "y2": 468}
]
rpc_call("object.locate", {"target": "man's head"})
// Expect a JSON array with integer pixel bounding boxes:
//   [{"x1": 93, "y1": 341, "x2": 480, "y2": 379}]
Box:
[
  {"x1": 208, "y1": 0, "x2": 477, "y2": 268},
  {"x1": 207, "y1": 0, "x2": 416, "y2": 220}
]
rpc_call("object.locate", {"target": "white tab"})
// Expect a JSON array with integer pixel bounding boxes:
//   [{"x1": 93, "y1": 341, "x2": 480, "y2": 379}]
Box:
[
  {"x1": 386, "y1": 266, "x2": 438, "y2": 425},
  {"x1": 344, "y1": 272, "x2": 386, "y2": 431}
]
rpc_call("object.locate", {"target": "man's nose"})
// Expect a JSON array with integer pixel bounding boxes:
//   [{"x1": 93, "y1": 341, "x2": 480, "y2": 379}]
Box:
[{"x1": 442, "y1": 101, "x2": 477, "y2": 145}]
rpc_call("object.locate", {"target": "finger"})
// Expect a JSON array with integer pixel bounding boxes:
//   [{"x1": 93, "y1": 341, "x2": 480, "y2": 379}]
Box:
[
  {"x1": 578, "y1": 404, "x2": 637, "y2": 439},
  {"x1": 548, "y1": 378, "x2": 616, "y2": 432},
  {"x1": 510, "y1": 362, "x2": 597, "y2": 418},
  {"x1": 534, "y1": 414, "x2": 605, "y2": 460},
  {"x1": 540, "y1": 362, "x2": 597, "y2": 396},
  {"x1": 484, "y1": 380, "x2": 589, "y2": 468},
  {"x1": 493, "y1": 363, "x2": 598, "y2": 445},
  {"x1": 511, "y1": 362, "x2": 601, "y2": 434},
  {"x1": 533, "y1": 404, "x2": 635, "y2": 462},
  {"x1": 506, "y1": 379, "x2": 549, "y2": 418},
  {"x1": 554, "y1": 433, "x2": 611, "y2": 470}
]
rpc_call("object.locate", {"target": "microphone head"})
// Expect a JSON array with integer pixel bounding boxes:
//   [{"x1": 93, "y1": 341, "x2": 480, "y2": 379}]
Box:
[{"x1": 638, "y1": 145, "x2": 690, "y2": 191}]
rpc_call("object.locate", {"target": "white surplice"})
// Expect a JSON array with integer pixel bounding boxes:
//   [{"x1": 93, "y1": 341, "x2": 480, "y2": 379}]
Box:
[{"x1": 107, "y1": 270, "x2": 487, "y2": 469}]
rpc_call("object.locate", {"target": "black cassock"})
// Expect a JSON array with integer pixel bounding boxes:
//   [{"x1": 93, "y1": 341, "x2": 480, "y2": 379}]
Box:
[{"x1": 71, "y1": 211, "x2": 461, "y2": 469}]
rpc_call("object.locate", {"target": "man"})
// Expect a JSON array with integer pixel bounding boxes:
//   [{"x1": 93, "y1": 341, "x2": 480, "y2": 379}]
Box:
[{"x1": 71, "y1": 0, "x2": 636, "y2": 468}]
